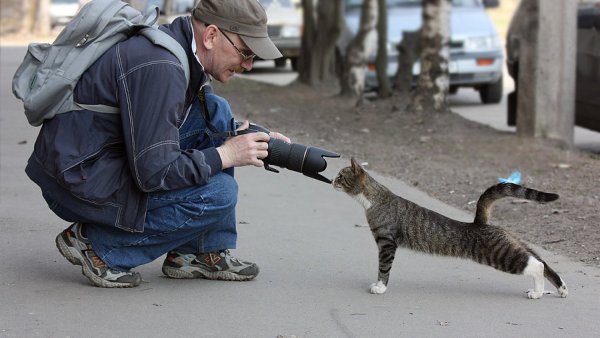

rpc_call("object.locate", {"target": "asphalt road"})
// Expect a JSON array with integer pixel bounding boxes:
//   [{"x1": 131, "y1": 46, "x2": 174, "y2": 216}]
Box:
[{"x1": 1, "y1": 47, "x2": 600, "y2": 338}]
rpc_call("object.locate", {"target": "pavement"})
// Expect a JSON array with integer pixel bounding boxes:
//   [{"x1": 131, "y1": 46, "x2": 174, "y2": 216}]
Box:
[{"x1": 2, "y1": 46, "x2": 600, "y2": 338}]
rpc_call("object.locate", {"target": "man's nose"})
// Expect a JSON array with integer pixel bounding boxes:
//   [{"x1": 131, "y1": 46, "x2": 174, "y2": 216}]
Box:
[{"x1": 242, "y1": 58, "x2": 254, "y2": 71}]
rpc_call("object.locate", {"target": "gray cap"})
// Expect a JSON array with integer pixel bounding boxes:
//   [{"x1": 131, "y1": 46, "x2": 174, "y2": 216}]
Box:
[{"x1": 192, "y1": 0, "x2": 283, "y2": 60}]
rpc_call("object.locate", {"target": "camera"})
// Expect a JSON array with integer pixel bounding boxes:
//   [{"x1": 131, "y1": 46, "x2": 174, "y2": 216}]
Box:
[{"x1": 238, "y1": 123, "x2": 340, "y2": 184}]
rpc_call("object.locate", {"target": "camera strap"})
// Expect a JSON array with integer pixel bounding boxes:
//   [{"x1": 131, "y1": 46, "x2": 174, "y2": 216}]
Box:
[{"x1": 198, "y1": 87, "x2": 239, "y2": 139}]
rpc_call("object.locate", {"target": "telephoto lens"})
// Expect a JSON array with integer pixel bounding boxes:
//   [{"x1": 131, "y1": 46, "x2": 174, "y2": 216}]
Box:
[
  {"x1": 265, "y1": 138, "x2": 339, "y2": 184},
  {"x1": 243, "y1": 123, "x2": 339, "y2": 183}
]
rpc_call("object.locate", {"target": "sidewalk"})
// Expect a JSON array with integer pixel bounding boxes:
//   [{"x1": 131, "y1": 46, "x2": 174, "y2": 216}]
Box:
[{"x1": 2, "y1": 46, "x2": 600, "y2": 338}]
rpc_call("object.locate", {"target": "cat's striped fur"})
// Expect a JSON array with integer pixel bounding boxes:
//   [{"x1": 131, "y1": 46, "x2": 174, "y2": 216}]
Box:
[{"x1": 333, "y1": 158, "x2": 568, "y2": 299}]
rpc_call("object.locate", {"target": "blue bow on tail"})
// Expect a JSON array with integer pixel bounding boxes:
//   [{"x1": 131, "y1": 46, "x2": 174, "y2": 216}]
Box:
[{"x1": 498, "y1": 171, "x2": 521, "y2": 184}]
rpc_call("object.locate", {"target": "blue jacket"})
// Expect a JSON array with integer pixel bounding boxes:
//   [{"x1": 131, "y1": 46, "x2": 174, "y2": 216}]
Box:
[{"x1": 25, "y1": 16, "x2": 222, "y2": 233}]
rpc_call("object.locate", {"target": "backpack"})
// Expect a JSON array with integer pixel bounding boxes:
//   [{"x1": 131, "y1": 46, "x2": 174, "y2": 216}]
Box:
[{"x1": 12, "y1": 0, "x2": 190, "y2": 127}]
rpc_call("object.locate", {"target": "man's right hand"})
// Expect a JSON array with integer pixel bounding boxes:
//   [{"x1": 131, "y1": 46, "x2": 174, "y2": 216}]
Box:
[{"x1": 216, "y1": 120, "x2": 270, "y2": 169}]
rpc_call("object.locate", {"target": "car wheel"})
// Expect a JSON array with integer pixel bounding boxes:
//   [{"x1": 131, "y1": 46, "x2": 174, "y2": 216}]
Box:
[
  {"x1": 275, "y1": 58, "x2": 287, "y2": 68},
  {"x1": 290, "y1": 57, "x2": 298, "y2": 71},
  {"x1": 479, "y1": 75, "x2": 503, "y2": 104}
]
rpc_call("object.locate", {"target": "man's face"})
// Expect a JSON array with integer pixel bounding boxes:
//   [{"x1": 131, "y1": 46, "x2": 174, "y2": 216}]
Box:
[{"x1": 209, "y1": 29, "x2": 255, "y2": 83}]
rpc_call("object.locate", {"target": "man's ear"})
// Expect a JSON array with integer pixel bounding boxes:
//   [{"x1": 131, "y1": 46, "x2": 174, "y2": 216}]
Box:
[{"x1": 202, "y1": 24, "x2": 219, "y2": 50}]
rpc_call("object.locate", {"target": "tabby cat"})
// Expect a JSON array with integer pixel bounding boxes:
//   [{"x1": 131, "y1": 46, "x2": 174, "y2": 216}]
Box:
[{"x1": 333, "y1": 158, "x2": 568, "y2": 299}]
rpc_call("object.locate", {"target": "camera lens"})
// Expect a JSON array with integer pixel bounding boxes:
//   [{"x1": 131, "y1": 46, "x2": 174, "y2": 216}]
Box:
[{"x1": 266, "y1": 139, "x2": 307, "y2": 172}]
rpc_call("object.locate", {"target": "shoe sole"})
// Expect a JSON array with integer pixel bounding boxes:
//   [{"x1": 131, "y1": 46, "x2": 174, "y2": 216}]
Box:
[
  {"x1": 55, "y1": 232, "x2": 140, "y2": 288},
  {"x1": 162, "y1": 265, "x2": 257, "y2": 281}
]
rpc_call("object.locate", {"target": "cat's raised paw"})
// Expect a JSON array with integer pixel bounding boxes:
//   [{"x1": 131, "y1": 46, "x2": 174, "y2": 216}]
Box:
[
  {"x1": 558, "y1": 285, "x2": 568, "y2": 298},
  {"x1": 369, "y1": 281, "x2": 387, "y2": 294}
]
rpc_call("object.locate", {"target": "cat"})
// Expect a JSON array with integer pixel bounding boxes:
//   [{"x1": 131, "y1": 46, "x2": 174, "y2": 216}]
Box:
[{"x1": 333, "y1": 158, "x2": 568, "y2": 299}]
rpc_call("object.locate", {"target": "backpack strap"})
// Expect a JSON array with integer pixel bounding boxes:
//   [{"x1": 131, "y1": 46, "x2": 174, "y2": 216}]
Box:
[
  {"x1": 139, "y1": 27, "x2": 190, "y2": 86},
  {"x1": 75, "y1": 26, "x2": 190, "y2": 115}
]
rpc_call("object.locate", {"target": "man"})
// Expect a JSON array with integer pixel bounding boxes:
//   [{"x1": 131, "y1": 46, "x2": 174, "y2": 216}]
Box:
[{"x1": 25, "y1": 0, "x2": 289, "y2": 288}]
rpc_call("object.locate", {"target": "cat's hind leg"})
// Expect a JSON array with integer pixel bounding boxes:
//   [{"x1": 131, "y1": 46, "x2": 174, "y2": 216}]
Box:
[
  {"x1": 542, "y1": 261, "x2": 568, "y2": 298},
  {"x1": 522, "y1": 256, "x2": 545, "y2": 299}
]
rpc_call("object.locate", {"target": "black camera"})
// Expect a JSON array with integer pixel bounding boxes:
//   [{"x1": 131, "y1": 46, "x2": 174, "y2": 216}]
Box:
[{"x1": 238, "y1": 123, "x2": 340, "y2": 184}]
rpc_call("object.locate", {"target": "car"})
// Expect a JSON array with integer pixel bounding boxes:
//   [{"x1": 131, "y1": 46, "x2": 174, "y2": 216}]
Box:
[
  {"x1": 50, "y1": 0, "x2": 80, "y2": 28},
  {"x1": 257, "y1": 0, "x2": 302, "y2": 70},
  {"x1": 506, "y1": 2, "x2": 600, "y2": 132},
  {"x1": 340, "y1": 0, "x2": 503, "y2": 104}
]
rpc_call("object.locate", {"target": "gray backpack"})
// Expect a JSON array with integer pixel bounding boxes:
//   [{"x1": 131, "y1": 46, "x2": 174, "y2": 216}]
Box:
[{"x1": 12, "y1": 0, "x2": 190, "y2": 127}]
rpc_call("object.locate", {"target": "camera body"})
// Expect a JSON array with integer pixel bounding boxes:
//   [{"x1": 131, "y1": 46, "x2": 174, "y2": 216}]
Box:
[{"x1": 241, "y1": 123, "x2": 340, "y2": 184}]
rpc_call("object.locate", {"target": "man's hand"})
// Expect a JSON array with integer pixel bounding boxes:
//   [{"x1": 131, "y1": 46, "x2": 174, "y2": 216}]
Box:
[
  {"x1": 217, "y1": 121, "x2": 270, "y2": 169},
  {"x1": 268, "y1": 130, "x2": 291, "y2": 144}
]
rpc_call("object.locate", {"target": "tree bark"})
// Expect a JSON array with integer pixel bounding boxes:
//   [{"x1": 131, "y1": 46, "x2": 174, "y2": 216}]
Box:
[
  {"x1": 411, "y1": 0, "x2": 451, "y2": 112},
  {"x1": 375, "y1": 0, "x2": 391, "y2": 98},
  {"x1": 33, "y1": 0, "x2": 51, "y2": 36},
  {"x1": 394, "y1": 29, "x2": 421, "y2": 94},
  {"x1": 20, "y1": 0, "x2": 36, "y2": 35},
  {"x1": 340, "y1": 0, "x2": 378, "y2": 99},
  {"x1": 298, "y1": 0, "x2": 344, "y2": 88},
  {"x1": 163, "y1": 0, "x2": 174, "y2": 16},
  {"x1": 297, "y1": 0, "x2": 316, "y2": 84}
]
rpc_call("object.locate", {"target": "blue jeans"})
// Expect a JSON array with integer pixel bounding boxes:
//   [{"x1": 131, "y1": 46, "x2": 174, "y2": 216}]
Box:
[{"x1": 46, "y1": 94, "x2": 239, "y2": 271}]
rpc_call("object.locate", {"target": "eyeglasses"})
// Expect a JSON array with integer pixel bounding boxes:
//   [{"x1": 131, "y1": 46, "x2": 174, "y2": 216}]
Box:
[{"x1": 217, "y1": 27, "x2": 256, "y2": 61}]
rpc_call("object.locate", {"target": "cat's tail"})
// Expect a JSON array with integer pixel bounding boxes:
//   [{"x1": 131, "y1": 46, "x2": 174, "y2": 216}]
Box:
[{"x1": 474, "y1": 183, "x2": 558, "y2": 225}]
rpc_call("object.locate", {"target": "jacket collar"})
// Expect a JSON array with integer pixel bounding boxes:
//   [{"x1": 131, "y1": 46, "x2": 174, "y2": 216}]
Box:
[{"x1": 161, "y1": 16, "x2": 211, "y2": 107}]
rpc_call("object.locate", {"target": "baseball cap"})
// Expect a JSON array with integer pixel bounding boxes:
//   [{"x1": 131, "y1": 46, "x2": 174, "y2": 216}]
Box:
[{"x1": 192, "y1": 0, "x2": 283, "y2": 60}]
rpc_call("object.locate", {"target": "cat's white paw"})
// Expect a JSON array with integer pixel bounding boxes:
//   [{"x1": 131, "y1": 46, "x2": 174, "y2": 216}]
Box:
[
  {"x1": 558, "y1": 285, "x2": 568, "y2": 298},
  {"x1": 369, "y1": 281, "x2": 387, "y2": 294},
  {"x1": 526, "y1": 289, "x2": 544, "y2": 299}
]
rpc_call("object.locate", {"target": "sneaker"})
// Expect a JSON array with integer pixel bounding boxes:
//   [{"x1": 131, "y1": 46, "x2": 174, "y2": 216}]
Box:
[
  {"x1": 162, "y1": 250, "x2": 259, "y2": 281},
  {"x1": 55, "y1": 223, "x2": 141, "y2": 288}
]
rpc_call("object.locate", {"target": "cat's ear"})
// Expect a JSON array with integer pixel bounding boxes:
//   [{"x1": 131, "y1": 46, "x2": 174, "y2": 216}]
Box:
[{"x1": 350, "y1": 157, "x2": 365, "y2": 175}]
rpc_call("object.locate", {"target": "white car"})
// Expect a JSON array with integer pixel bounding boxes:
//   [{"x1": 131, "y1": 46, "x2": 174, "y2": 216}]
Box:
[{"x1": 258, "y1": 0, "x2": 302, "y2": 70}]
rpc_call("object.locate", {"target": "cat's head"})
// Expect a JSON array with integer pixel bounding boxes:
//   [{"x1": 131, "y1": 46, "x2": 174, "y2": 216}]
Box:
[{"x1": 333, "y1": 157, "x2": 368, "y2": 196}]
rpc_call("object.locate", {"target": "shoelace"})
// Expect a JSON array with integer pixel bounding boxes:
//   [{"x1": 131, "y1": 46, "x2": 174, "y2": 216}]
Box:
[{"x1": 219, "y1": 249, "x2": 243, "y2": 264}]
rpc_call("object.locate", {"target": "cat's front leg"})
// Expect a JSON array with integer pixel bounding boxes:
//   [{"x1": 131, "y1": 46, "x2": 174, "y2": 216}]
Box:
[
  {"x1": 370, "y1": 240, "x2": 396, "y2": 294},
  {"x1": 370, "y1": 280, "x2": 387, "y2": 294}
]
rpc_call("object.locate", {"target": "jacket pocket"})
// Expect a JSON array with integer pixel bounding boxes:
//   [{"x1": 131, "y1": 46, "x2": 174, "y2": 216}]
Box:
[{"x1": 59, "y1": 143, "x2": 126, "y2": 203}]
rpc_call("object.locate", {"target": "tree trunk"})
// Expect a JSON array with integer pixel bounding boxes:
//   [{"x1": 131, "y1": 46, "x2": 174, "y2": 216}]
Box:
[
  {"x1": 340, "y1": 0, "x2": 378, "y2": 100},
  {"x1": 163, "y1": 0, "x2": 174, "y2": 16},
  {"x1": 411, "y1": 0, "x2": 451, "y2": 112},
  {"x1": 33, "y1": 0, "x2": 51, "y2": 36},
  {"x1": 394, "y1": 29, "x2": 421, "y2": 94},
  {"x1": 298, "y1": 0, "x2": 316, "y2": 84},
  {"x1": 298, "y1": 0, "x2": 344, "y2": 88},
  {"x1": 20, "y1": 0, "x2": 36, "y2": 35},
  {"x1": 376, "y1": 0, "x2": 391, "y2": 98}
]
